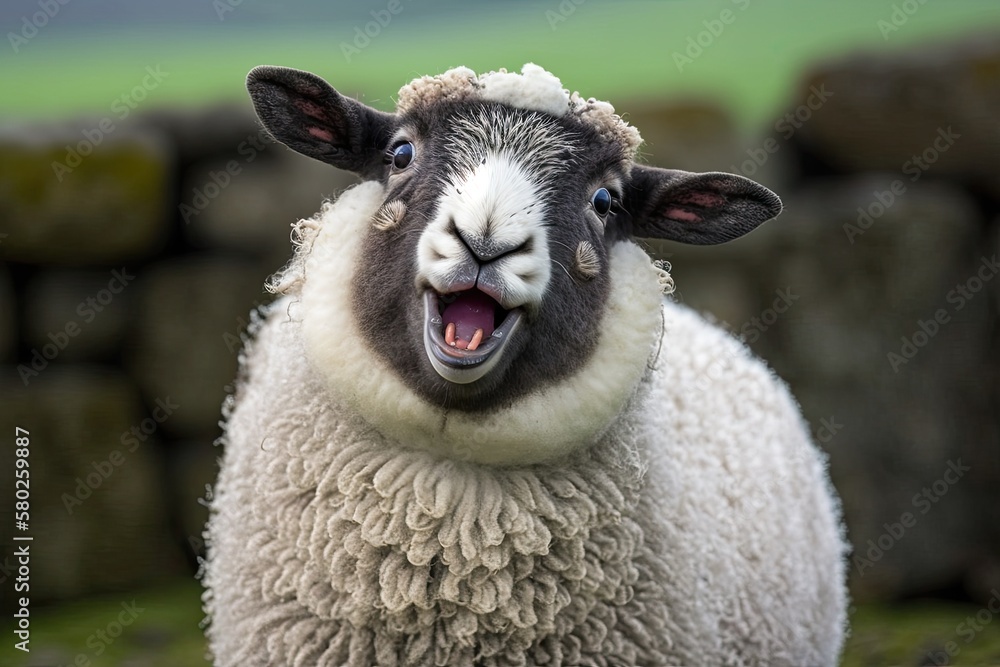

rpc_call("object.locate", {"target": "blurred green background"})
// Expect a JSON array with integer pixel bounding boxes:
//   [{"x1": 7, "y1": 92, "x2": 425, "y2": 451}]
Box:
[
  {"x1": 2, "y1": 1, "x2": 1000, "y2": 665},
  {"x1": 3, "y1": 0, "x2": 999, "y2": 123}
]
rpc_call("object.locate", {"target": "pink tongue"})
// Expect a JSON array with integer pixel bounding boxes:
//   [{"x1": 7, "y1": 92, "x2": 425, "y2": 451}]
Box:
[{"x1": 442, "y1": 291, "x2": 496, "y2": 342}]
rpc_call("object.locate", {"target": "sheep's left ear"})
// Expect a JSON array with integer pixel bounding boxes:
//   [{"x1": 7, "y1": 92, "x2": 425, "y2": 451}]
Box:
[{"x1": 625, "y1": 165, "x2": 782, "y2": 244}]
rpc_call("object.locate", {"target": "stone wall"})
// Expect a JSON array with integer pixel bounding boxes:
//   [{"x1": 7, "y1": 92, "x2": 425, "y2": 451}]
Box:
[
  {"x1": 1, "y1": 35, "x2": 997, "y2": 608},
  {"x1": 640, "y1": 34, "x2": 1000, "y2": 604},
  {"x1": 0, "y1": 104, "x2": 358, "y2": 606}
]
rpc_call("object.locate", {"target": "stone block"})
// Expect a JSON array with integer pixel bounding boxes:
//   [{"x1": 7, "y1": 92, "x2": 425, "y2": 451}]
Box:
[{"x1": 0, "y1": 123, "x2": 170, "y2": 265}]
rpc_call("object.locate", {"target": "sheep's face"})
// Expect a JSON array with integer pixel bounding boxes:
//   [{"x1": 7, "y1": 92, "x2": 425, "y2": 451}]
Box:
[
  {"x1": 247, "y1": 64, "x2": 782, "y2": 416},
  {"x1": 349, "y1": 101, "x2": 632, "y2": 409}
]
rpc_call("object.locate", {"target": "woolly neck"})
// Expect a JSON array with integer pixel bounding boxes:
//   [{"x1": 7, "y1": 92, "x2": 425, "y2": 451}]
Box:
[
  {"x1": 276, "y1": 181, "x2": 663, "y2": 466},
  {"x1": 237, "y1": 301, "x2": 652, "y2": 664}
]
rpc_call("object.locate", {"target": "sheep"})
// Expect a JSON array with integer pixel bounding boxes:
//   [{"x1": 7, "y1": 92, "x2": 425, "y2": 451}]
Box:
[{"x1": 203, "y1": 63, "x2": 848, "y2": 667}]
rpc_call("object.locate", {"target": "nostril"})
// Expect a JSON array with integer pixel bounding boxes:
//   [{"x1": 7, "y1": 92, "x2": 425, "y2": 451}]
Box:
[{"x1": 453, "y1": 226, "x2": 478, "y2": 261}]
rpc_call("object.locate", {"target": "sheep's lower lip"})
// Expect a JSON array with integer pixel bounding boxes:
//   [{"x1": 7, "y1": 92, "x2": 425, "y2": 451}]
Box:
[{"x1": 422, "y1": 291, "x2": 523, "y2": 384}]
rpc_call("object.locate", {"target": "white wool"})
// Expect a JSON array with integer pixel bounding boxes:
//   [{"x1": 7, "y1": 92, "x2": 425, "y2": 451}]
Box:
[
  {"x1": 204, "y1": 278, "x2": 846, "y2": 666},
  {"x1": 205, "y1": 182, "x2": 848, "y2": 666},
  {"x1": 479, "y1": 63, "x2": 570, "y2": 118},
  {"x1": 395, "y1": 65, "x2": 478, "y2": 111},
  {"x1": 396, "y1": 63, "x2": 643, "y2": 157}
]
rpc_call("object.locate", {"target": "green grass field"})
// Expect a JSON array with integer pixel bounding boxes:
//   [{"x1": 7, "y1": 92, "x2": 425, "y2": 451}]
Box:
[
  {"x1": 3, "y1": 1, "x2": 1000, "y2": 128},
  {"x1": 2, "y1": 578, "x2": 1000, "y2": 666}
]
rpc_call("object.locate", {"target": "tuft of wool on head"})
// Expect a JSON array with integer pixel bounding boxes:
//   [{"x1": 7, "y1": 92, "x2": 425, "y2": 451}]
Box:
[
  {"x1": 396, "y1": 63, "x2": 643, "y2": 157},
  {"x1": 479, "y1": 63, "x2": 569, "y2": 117}
]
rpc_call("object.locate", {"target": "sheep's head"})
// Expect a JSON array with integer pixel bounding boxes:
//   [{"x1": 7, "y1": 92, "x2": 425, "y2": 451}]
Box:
[{"x1": 248, "y1": 64, "x2": 780, "y2": 463}]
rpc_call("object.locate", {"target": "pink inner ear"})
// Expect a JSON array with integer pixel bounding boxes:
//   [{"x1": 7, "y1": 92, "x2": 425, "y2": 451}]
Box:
[
  {"x1": 677, "y1": 192, "x2": 725, "y2": 207},
  {"x1": 664, "y1": 207, "x2": 702, "y2": 223},
  {"x1": 295, "y1": 99, "x2": 326, "y2": 120},
  {"x1": 307, "y1": 126, "x2": 334, "y2": 141}
]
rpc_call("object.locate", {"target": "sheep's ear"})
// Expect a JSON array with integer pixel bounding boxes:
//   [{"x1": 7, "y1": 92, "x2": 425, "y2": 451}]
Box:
[
  {"x1": 625, "y1": 165, "x2": 782, "y2": 245},
  {"x1": 246, "y1": 65, "x2": 394, "y2": 179}
]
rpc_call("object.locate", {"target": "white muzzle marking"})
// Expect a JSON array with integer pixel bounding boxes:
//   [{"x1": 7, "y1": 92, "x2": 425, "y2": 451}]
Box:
[{"x1": 416, "y1": 152, "x2": 552, "y2": 310}]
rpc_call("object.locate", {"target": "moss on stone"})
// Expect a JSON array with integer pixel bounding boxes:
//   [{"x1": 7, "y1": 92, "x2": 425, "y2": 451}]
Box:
[{"x1": 0, "y1": 138, "x2": 169, "y2": 265}]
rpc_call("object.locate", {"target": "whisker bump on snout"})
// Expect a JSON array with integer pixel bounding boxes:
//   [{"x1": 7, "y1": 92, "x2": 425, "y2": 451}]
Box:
[
  {"x1": 372, "y1": 199, "x2": 408, "y2": 231},
  {"x1": 574, "y1": 240, "x2": 600, "y2": 280}
]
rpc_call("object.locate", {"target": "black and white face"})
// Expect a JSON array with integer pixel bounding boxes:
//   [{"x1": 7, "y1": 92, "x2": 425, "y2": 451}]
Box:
[
  {"x1": 352, "y1": 101, "x2": 630, "y2": 409},
  {"x1": 246, "y1": 65, "x2": 783, "y2": 414}
]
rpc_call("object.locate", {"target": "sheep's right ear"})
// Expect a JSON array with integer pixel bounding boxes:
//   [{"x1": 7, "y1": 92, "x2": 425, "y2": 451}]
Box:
[{"x1": 246, "y1": 65, "x2": 395, "y2": 179}]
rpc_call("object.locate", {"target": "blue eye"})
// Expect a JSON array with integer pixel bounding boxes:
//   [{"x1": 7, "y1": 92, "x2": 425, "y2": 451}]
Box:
[
  {"x1": 391, "y1": 142, "x2": 414, "y2": 170},
  {"x1": 591, "y1": 187, "x2": 612, "y2": 216}
]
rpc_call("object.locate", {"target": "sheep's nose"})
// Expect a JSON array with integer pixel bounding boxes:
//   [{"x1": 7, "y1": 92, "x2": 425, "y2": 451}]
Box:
[{"x1": 454, "y1": 226, "x2": 530, "y2": 263}]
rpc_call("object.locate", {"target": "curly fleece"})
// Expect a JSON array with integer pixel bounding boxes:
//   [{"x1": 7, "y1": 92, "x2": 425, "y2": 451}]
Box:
[
  {"x1": 396, "y1": 63, "x2": 643, "y2": 157},
  {"x1": 204, "y1": 183, "x2": 848, "y2": 666}
]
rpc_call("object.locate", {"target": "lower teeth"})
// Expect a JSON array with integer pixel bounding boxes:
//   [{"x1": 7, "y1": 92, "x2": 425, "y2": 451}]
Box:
[{"x1": 444, "y1": 323, "x2": 484, "y2": 351}]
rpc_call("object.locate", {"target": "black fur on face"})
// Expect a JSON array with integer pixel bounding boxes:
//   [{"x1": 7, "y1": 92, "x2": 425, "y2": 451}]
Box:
[{"x1": 351, "y1": 101, "x2": 632, "y2": 412}]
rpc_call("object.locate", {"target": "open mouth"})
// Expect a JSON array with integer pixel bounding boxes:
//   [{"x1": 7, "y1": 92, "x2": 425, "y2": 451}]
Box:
[{"x1": 423, "y1": 289, "x2": 523, "y2": 384}]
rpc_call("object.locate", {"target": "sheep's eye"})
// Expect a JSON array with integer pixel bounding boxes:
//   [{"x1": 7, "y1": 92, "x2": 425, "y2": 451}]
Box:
[
  {"x1": 591, "y1": 187, "x2": 612, "y2": 217},
  {"x1": 391, "y1": 142, "x2": 414, "y2": 170}
]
